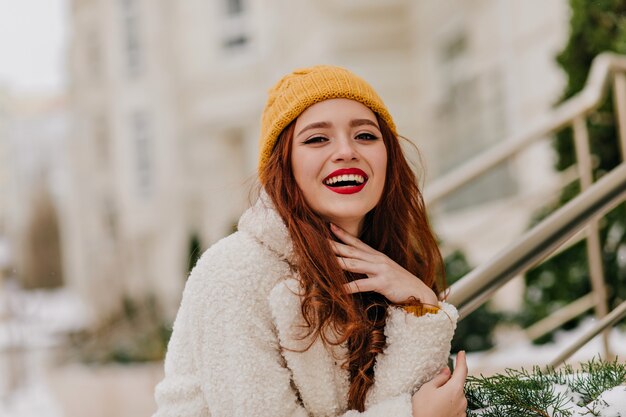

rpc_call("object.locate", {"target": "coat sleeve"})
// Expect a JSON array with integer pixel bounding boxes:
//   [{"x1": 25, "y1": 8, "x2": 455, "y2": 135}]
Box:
[
  {"x1": 152, "y1": 273, "x2": 210, "y2": 417},
  {"x1": 365, "y1": 303, "x2": 458, "y2": 408},
  {"x1": 153, "y1": 256, "x2": 418, "y2": 417}
]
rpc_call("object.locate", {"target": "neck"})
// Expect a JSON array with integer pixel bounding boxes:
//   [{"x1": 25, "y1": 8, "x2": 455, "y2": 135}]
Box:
[{"x1": 330, "y1": 218, "x2": 363, "y2": 237}]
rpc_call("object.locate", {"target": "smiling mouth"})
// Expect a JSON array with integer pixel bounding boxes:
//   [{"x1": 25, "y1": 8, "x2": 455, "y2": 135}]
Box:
[
  {"x1": 322, "y1": 170, "x2": 369, "y2": 195},
  {"x1": 323, "y1": 173, "x2": 367, "y2": 188}
]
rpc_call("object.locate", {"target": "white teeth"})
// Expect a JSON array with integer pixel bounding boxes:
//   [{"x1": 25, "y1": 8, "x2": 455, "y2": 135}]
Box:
[{"x1": 324, "y1": 173, "x2": 366, "y2": 185}]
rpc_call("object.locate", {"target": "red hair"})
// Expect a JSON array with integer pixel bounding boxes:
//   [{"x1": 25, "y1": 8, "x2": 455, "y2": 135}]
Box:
[{"x1": 260, "y1": 115, "x2": 445, "y2": 411}]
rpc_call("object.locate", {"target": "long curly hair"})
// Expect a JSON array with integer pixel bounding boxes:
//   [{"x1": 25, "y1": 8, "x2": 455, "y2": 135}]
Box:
[{"x1": 260, "y1": 115, "x2": 445, "y2": 411}]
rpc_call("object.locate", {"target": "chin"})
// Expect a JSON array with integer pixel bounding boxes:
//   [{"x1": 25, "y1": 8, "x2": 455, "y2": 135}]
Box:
[{"x1": 323, "y1": 207, "x2": 371, "y2": 224}]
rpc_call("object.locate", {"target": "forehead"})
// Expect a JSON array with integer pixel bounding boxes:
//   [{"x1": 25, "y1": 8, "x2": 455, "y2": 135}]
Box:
[{"x1": 294, "y1": 98, "x2": 378, "y2": 128}]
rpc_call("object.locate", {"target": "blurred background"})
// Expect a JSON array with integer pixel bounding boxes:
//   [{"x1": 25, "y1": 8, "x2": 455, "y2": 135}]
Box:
[{"x1": 1, "y1": 0, "x2": 625, "y2": 416}]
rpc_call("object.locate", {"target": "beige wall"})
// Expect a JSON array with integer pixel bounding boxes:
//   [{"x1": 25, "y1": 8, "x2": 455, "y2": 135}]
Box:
[
  {"x1": 0, "y1": 89, "x2": 8, "y2": 236},
  {"x1": 67, "y1": 0, "x2": 187, "y2": 319},
  {"x1": 410, "y1": 0, "x2": 568, "y2": 199}
]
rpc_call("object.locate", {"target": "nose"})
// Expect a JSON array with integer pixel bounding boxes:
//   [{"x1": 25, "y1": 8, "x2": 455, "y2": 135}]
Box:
[{"x1": 332, "y1": 136, "x2": 359, "y2": 162}]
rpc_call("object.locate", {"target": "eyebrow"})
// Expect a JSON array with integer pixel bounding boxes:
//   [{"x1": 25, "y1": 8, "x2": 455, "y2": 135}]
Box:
[
  {"x1": 296, "y1": 118, "x2": 380, "y2": 137},
  {"x1": 296, "y1": 121, "x2": 331, "y2": 137},
  {"x1": 350, "y1": 119, "x2": 380, "y2": 129}
]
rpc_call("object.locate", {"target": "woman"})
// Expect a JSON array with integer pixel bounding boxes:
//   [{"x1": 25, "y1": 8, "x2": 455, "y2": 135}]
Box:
[{"x1": 153, "y1": 66, "x2": 467, "y2": 417}]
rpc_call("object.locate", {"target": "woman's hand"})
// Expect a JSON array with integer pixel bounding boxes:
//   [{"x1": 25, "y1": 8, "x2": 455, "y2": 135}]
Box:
[
  {"x1": 329, "y1": 223, "x2": 438, "y2": 305},
  {"x1": 412, "y1": 351, "x2": 468, "y2": 417}
]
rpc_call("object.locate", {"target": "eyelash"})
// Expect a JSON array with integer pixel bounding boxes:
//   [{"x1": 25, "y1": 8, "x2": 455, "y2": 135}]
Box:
[
  {"x1": 303, "y1": 136, "x2": 327, "y2": 144},
  {"x1": 356, "y1": 132, "x2": 378, "y2": 141},
  {"x1": 303, "y1": 133, "x2": 379, "y2": 144}
]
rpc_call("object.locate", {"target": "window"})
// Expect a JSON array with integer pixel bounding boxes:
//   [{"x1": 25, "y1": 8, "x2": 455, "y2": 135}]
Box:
[
  {"x1": 221, "y1": 0, "x2": 250, "y2": 51},
  {"x1": 131, "y1": 111, "x2": 153, "y2": 198},
  {"x1": 223, "y1": 35, "x2": 248, "y2": 49},
  {"x1": 436, "y1": 33, "x2": 517, "y2": 210},
  {"x1": 226, "y1": 0, "x2": 244, "y2": 16},
  {"x1": 120, "y1": 0, "x2": 142, "y2": 76}
]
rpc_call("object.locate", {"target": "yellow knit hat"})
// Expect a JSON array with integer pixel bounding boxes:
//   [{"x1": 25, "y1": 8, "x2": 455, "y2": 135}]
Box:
[{"x1": 258, "y1": 65, "x2": 397, "y2": 179}]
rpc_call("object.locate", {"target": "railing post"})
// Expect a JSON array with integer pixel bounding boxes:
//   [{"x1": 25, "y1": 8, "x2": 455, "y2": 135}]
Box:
[
  {"x1": 613, "y1": 72, "x2": 626, "y2": 162},
  {"x1": 572, "y1": 116, "x2": 611, "y2": 359},
  {"x1": 548, "y1": 300, "x2": 626, "y2": 369},
  {"x1": 524, "y1": 293, "x2": 596, "y2": 342}
]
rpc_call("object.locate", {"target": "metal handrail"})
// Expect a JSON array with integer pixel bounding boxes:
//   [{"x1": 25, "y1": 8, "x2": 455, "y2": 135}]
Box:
[
  {"x1": 425, "y1": 52, "x2": 626, "y2": 205},
  {"x1": 429, "y1": 52, "x2": 626, "y2": 362},
  {"x1": 446, "y1": 162, "x2": 626, "y2": 319},
  {"x1": 549, "y1": 300, "x2": 626, "y2": 368},
  {"x1": 524, "y1": 293, "x2": 596, "y2": 341}
]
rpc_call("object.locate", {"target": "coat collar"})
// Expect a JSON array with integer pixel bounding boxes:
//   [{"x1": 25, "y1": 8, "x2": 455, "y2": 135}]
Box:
[
  {"x1": 237, "y1": 190, "x2": 295, "y2": 265},
  {"x1": 269, "y1": 278, "x2": 350, "y2": 416},
  {"x1": 239, "y1": 191, "x2": 350, "y2": 415}
]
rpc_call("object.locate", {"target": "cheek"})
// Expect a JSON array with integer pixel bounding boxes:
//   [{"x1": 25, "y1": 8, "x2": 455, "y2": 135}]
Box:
[
  {"x1": 290, "y1": 150, "x2": 315, "y2": 190},
  {"x1": 290, "y1": 148, "x2": 302, "y2": 180},
  {"x1": 374, "y1": 150, "x2": 388, "y2": 186}
]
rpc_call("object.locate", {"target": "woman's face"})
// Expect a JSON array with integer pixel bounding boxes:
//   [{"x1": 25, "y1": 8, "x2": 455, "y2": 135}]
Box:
[{"x1": 291, "y1": 98, "x2": 387, "y2": 233}]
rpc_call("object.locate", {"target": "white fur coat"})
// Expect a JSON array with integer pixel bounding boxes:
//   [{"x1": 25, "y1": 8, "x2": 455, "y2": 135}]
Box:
[{"x1": 153, "y1": 193, "x2": 458, "y2": 417}]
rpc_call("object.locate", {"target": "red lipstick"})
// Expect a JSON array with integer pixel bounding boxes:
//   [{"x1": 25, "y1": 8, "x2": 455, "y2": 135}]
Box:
[{"x1": 323, "y1": 168, "x2": 368, "y2": 195}]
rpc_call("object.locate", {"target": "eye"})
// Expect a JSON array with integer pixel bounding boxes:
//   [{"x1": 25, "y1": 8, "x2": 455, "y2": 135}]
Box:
[
  {"x1": 303, "y1": 136, "x2": 328, "y2": 145},
  {"x1": 356, "y1": 132, "x2": 379, "y2": 141}
]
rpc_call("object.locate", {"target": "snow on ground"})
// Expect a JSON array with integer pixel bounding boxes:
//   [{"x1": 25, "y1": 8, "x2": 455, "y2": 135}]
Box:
[
  {"x1": 0, "y1": 280, "x2": 90, "y2": 417},
  {"x1": 0, "y1": 280, "x2": 624, "y2": 416},
  {"x1": 466, "y1": 318, "x2": 626, "y2": 374},
  {"x1": 0, "y1": 279, "x2": 92, "y2": 350},
  {"x1": 0, "y1": 372, "x2": 64, "y2": 417},
  {"x1": 471, "y1": 385, "x2": 626, "y2": 416},
  {"x1": 465, "y1": 322, "x2": 626, "y2": 415},
  {"x1": 585, "y1": 386, "x2": 626, "y2": 417}
]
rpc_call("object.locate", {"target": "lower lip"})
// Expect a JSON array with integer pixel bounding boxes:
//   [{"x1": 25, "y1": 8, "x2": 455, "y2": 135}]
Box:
[{"x1": 324, "y1": 183, "x2": 366, "y2": 194}]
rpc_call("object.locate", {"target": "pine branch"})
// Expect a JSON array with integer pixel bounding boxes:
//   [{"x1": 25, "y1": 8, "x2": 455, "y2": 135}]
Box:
[
  {"x1": 465, "y1": 358, "x2": 626, "y2": 417},
  {"x1": 568, "y1": 357, "x2": 626, "y2": 405}
]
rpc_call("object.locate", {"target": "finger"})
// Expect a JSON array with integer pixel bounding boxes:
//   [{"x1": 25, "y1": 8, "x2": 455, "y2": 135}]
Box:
[
  {"x1": 343, "y1": 278, "x2": 379, "y2": 294},
  {"x1": 329, "y1": 240, "x2": 372, "y2": 262},
  {"x1": 425, "y1": 367, "x2": 451, "y2": 389},
  {"x1": 330, "y1": 223, "x2": 378, "y2": 255},
  {"x1": 451, "y1": 351, "x2": 468, "y2": 383},
  {"x1": 336, "y1": 257, "x2": 379, "y2": 275}
]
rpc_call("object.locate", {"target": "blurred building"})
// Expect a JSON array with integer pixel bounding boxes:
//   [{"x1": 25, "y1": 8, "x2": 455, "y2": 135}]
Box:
[
  {"x1": 0, "y1": 89, "x2": 9, "y2": 277},
  {"x1": 66, "y1": 0, "x2": 569, "y2": 321},
  {"x1": 412, "y1": 0, "x2": 570, "y2": 273},
  {"x1": 1, "y1": 95, "x2": 69, "y2": 289},
  {"x1": 0, "y1": 89, "x2": 8, "y2": 233}
]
